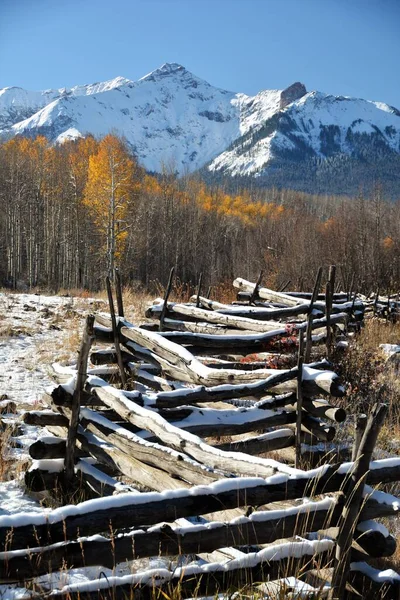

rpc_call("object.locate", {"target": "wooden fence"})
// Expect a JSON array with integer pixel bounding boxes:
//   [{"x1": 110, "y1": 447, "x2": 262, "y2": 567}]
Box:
[{"x1": 8, "y1": 267, "x2": 400, "y2": 599}]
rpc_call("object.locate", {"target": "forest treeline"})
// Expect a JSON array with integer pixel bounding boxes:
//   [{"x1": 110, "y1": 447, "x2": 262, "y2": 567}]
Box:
[{"x1": 0, "y1": 134, "x2": 399, "y2": 294}]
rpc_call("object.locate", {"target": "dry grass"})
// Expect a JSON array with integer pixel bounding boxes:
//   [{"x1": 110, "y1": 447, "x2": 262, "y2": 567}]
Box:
[
  {"x1": 331, "y1": 316, "x2": 400, "y2": 576},
  {"x1": 333, "y1": 317, "x2": 400, "y2": 424}
]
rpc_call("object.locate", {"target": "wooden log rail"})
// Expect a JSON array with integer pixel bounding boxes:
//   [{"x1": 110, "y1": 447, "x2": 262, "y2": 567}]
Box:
[
  {"x1": 18, "y1": 553, "x2": 398, "y2": 600},
  {"x1": 94, "y1": 311, "x2": 348, "y2": 357},
  {"x1": 145, "y1": 313, "x2": 348, "y2": 350},
  {"x1": 24, "y1": 457, "x2": 136, "y2": 496},
  {"x1": 50, "y1": 377, "x2": 343, "y2": 441},
  {"x1": 187, "y1": 296, "x2": 316, "y2": 319},
  {"x1": 233, "y1": 278, "x2": 365, "y2": 315},
  {"x1": 1, "y1": 495, "x2": 392, "y2": 582},
  {"x1": 16, "y1": 539, "x2": 336, "y2": 599},
  {"x1": 86, "y1": 379, "x2": 301, "y2": 480},
  {"x1": 146, "y1": 301, "x2": 308, "y2": 332},
  {"x1": 156, "y1": 296, "x2": 364, "y2": 320},
  {"x1": 55, "y1": 401, "x2": 228, "y2": 486},
  {"x1": 118, "y1": 323, "x2": 345, "y2": 395},
  {"x1": 29, "y1": 427, "x2": 295, "y2": 460},
  {"x1": 31, "y1": 368, "x2": 336, "y2": 414},
  {"x1": 3, "y1": 456, "x2": 400, "y2": 551},
  {"x1": 140, "y1": 309, "x2": 350, "y2": 340}
]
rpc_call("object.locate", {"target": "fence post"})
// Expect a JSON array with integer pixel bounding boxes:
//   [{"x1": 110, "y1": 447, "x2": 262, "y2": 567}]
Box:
[
  {"x1": 325, "y1": 280, "x2": 332, "y2": 359},
  {"x1": 115, "y1": 268, "x2": 124, "y2": 318},
  {"x1": 304, "y1": 267, "x2": 323, "y2": 363},
  {"x1": 65, "y1": 314, "x2": 95, "y2": 483},
  {"x1": 295, "y1": 330, "x2": 304, "y2": 468},
  {"x1": 351, "y1": 413, "x2": 367, "y2": 462},
  {"x1": 159, "y1": 267, "x2": 175, "y2": 332},
  {"x1": 196, "y1": 272, "x2": 203, "y2": 308},
  {"x1": 330, "y1": 403, "x2": 388, "y2": 599},
  {"x1": 106, "y1": 276, "x2": 127, "y2": 388},
  {"x1": 249, "y1": 270, "x2": 263, "y2": 305}
]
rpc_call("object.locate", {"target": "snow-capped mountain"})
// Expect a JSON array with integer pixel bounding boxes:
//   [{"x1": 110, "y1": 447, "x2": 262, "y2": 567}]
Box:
[
  {"x1": 1, "y1": 63, "x2": 400, "y2": 193},
  {"x1": 208, "y1": 90, "x2": 400, "y2": 177},
  {"x1": 0, "y1": 64, "x2": 298, "y2": 174}
]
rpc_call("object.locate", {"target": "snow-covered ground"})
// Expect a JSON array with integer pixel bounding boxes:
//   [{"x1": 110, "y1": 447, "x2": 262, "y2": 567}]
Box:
[
  {"x1": 0, "y1": 292, "x2": 399, "y2": 598},
  {"x1": 0, "y1": 292, "x2": 197, "y2": 597},
  {"x1": 0, "y1": 292, "x2": 131, "y2": 597},
  {"x1": 0, "y1": 293, "x2": 82, "y2": 461}
]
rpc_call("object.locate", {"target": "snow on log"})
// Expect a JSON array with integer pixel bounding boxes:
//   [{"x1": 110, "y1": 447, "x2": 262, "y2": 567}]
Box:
[
  {"x1": 187, "y1": 296, "x2": 314, "y2": 319},
  {"x1": 21, "y1": 538, "x2": 335, "y2": 599},
  {"x1": 66, "y1": 403, "x2": 226, "y2": 486},
  {"x1": 3, "y1": 457, "x2": 400, "y2": 550},
  {"x1": 120, "y1": 325, "x2": 344, "y2": 395},
  {"x1": 91, "y1": 379, "x2": 296, "y2": 479},
  {"x1": 233, "y1": 278, "x2": 308, "y2": 306},
  {"x1": 0, "y1": 497, "x2": 339, "y2": 580}
]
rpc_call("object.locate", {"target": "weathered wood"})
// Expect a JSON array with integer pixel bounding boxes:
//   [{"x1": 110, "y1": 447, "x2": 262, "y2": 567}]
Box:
[
  {"x1": 296, "y1": 330, "x2": 304, "y2": 468},
  {"x1": 106, "y1": 276, "x2": 127, "y2": 388},
  {"x1": 23, "y1": 410, "x2": 68, "y2": 427},
  {"x1": 0, "y1": 498, "x2": 340, "y2": 581},
  {"x1": 25, "y1": 458, "x2": 132, "y2": 497},
  {"x1": 90, "y1": 348, "x2": 135, "y2": 365},
  {"x1": 159, "y1": 266, "x2": 174, "y2": 331},
  {"x1": 187, "y1": 296, "x2": 314, "y2": 319},
  {"x1": 348, "y1": 563, "x2": 400, "y2": 599},
  {"x1": 303, "y1": 565, "x2": 400, "y2": 600},
  {"x1": 2, "y1": 457, "x2": 400, "y2": 550},
  {"x1": 92, "y1": 384, "x2": 293, "y2": 479},
  {"x1": 325, "y1": 281, "x2": 332, "y2": 359},
  {"x1": 76, "y1": 428, "x2": 190, "y2": 492},
  {"x1": 249, "y1": 269, "x2": 263, "y2": 305},
  {"x1": 330, "y1": 403, "x2": 388, "y2": 599},
  {"x1": 29, "y1": 437, "x2": 85, "y2": 460},
  {"x1": 156, "y1": 317, "x2": 257, "y2": 335},
  {"x1": 214, "y1": 429, "x2": 296, "y2": 454},
  {"x1": 201, "y1": 357, "x2": 292, "y2": 370},
  {"x1": 114, "y1": 268, "x2": 124, "y2": 318},
  {"x1": 299, "y1": 413, "x2": 336, "y2": 442},
  {"x1": 92, "y1": 371, "x2": 299, "y2": 409},
  {"x1": 319, "y1": 524, "x2": 396, "y2": 559},
  {"x1": 156, "y1": 311, "x2": 348, "y2": 351},
  {"x1": 351, "y1": 413, "x2": 367, "y2": 461},
  {"x1": 25, "y1": 461, "x2": 66, "y2": 492},
  {"x1": 76, "y1": 459, "x2": 137, "y2": 497},
  {"x1": 149, "y1": 301, "x2": 292, "y2": 332},
  {"x1": 65, "y1": 315, "x2": 95, "y2": 483},
  {"x1": 289, "y1": 398, "x2": 346, "y2": 423},
  {"x1": 121, "y1": 325, "x2": 344, "y2": 395},
  {"x1": 305, "y1": 267, "x2": 323, "y2": 363},
  {"x1": 234, "y1": 277, "x2": 306, "y2": 306},
  {"x1": 93, "y1": 386, "x2": 297, "y2": 439},
  {"x1": 63, "y1": 403, "x2": 225, "y2": 486},
  {"x1": 10, "y1": 539, "x2": 334, "y2": 598},
  {"x1": 195, "y1": 271, "x2": 203, "y2": 307}
]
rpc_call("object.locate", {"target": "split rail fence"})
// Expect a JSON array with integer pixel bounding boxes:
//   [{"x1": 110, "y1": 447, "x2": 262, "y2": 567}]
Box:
[{"x1": 4, "y1": 267, "x2": 400, "y2": 599}]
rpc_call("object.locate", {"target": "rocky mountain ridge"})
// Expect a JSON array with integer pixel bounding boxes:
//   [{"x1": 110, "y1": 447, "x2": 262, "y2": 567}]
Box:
[{"x1": 1, "y1": 63, "x2": 399, "y2": 194}]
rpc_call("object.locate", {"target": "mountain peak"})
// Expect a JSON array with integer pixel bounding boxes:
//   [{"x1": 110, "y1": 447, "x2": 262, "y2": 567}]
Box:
[
  {"x1": 139, "y1": 62, "x2": 193, "y2": 82},
  {"x1": 280, "y1": 82, "x2": 307, "y2": 109},
  {"x1": 158, "y1": 62, "x2": 186, "y2": 74}
]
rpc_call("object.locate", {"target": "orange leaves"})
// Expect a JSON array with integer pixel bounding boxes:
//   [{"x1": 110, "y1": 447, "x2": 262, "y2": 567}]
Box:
[
  {"x1": 84, "y1": 134, "x2": 135, "y2": 221},
  {"x1": 383, "y1": 236, "x2": 394, "y2": 250},
  {"x1": 83, "y1": 135, "x2": 140, "y2": 270}
]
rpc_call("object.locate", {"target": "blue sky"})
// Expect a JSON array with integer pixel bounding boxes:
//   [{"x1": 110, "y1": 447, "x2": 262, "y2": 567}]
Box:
[{"x1": 1, "y1": 0, "x2": 399, "y2": 107}]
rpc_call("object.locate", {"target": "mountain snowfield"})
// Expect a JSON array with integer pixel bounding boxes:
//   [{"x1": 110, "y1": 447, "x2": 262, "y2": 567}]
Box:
[
  {"x1": 1, "y1": 62, "x2": 400, "y2": 186},
  {"x1": 209, "y1": 90, "x2": 400, "y2": 177}
]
